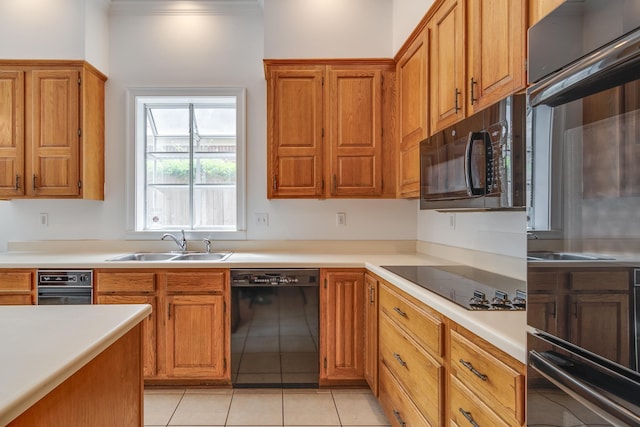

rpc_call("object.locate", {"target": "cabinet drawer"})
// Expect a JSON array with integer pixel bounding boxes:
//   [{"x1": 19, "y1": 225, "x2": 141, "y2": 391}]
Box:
[
  {"x1": 166, "y1": 271, "x2": 226, "y2": 293},
  {"x1": 449, "y1": 375, "x2": 510, "y2": 427},
  {"x1": 379, "y1": 362, "x2": 433, "y2": 427},
  {"x1": 379, "y1": 311, "x2": 443, "y2": 426},
  {"x1": 570, "y1": 270, "x2": 629, "y2": 291},
  {"x1": 0, "y1": 271, "x2": 33, "y2": 292},
  {"x1": 379, "y1": 283, "x2": 444, "y2": 358},
  {"x1": 450, "y1": 329, "x2": 525, "y2": 425},
  {"x1": 96, "y1": 272, "x2": 156, "y2": 293}
]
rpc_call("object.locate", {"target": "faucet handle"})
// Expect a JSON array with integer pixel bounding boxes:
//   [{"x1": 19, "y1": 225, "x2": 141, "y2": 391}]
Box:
[{"x1": 203, "y1": 238, "x2": 212, "y2": 253}]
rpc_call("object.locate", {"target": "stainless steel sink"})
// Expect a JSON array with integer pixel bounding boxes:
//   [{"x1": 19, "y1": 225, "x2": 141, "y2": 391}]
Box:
[
  {"x1": 172, "y1": 252, "x2": 232, "y2": 261},
  {"x1": 106, "y1": 252, "x2": 232, "y2": 262},
  {"x1": 527, "y1": 252, "x2": 614, "y2": 261},
  {"x1": 106, "y1": 252, "x2": 179, "y2": 261}
]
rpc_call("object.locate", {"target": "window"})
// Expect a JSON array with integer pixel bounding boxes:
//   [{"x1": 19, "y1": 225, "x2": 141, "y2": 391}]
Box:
[{"x1": 128, "y1": 88, "x2": 246, "y2": 236}]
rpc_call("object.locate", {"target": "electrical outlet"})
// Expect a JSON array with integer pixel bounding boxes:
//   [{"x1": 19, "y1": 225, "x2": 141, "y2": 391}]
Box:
[
  {"x1": 255, "y1": 212, "x2": 269, "y2": 227},
  {"x1": 39, "y1": 213, "x2": 49, "y2": 227},
  {"x1": 336, "y1": 212, "x2": 346, "y2": 226}
]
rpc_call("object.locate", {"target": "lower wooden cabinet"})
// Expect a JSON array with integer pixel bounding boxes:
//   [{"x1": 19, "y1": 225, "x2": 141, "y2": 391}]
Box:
[
  {"x1": 0, "y1": 269, "x2": 35, "y2": 305},
  {"x1": 449, "y1": 324, "x2": 526, "y2": 426},
  {"x1": 379, "y1": 362, "x2": 432, "y2": 427},
  {"x1": 320, "y1": 269, "x2": 366, "y2": 385},
  {"x1": 95, "y1": 268, "x2": 229, "y2": 384}
]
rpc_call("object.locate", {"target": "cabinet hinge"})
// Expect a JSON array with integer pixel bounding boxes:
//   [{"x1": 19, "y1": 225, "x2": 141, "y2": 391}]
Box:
[
  {"x1": 322, "y1": 76, "x2": 324, "y2": 86},
  {"x1": 324, "y1": 278, "x2": 327, "y2": 289},
  {"x1": 78, "y1": 77, "x2": 81, "y2": 85},
  {"x1": 78, "y1": 180, "x2": 82, "y2": 189},
  {"x1": 381, "y1": 128, "x2": 384, "y2": 137},
  {"x1": 224, "y1": 358, "x2": 227, "y2": 370},
  {"x1": 322, "y1": 128, "x2": 325, "y2": 138},
  {"x1": 78, "y1": 128, "x2": 81, "y2": 137},
  {"x1": 323, "y1": 357, "x2": 327, "y2": 369},
  {"x1": 224, "y1": 301, "x2": 226, "y2": 313},
  {"x1": 321, "y1": 179, "x2": 325, "y2": 191}
]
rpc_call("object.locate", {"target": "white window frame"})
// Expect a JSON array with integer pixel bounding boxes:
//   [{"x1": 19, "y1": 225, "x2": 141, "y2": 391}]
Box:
[{"x1": 125, "y1": 87, "x2": 246, "y2": 240}]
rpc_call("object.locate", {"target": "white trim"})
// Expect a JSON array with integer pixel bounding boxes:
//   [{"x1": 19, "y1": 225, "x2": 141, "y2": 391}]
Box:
[{"x1": 125, "y1": 87, "x2": 247, "y2": 240}]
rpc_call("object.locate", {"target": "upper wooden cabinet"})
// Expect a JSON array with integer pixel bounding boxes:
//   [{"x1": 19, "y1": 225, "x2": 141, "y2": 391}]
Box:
[
  {"x1": 429, "y1": 0, "x2": 466, "y2": 132},
  {"x1": 265, "y1": 60, "x2": 396, "y2": 199},
  {"x1": 0, "y1": 61, "x2": 106, "y2": 200},
  {"x1": 396, "y1": 28, "x2": 429, "y2": 198},
  {"x1": 467, "y1": 0, "x2": 526, "y2": 114},
  {"x1": 426, "y1": 0, "x2": 526, "y2": 132}
]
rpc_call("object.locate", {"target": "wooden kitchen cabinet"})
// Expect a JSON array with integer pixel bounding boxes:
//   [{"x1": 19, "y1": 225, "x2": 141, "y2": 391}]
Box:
[
  {"x1": 95, "y1": 270, "x2": 158, "y2": 377},
  {"x1": 265, "y1": 60, "x2": 396, "y2": 199},
  {"x1": 429, "y1": 0, "x2": 466, "y2": 132},
  {"x1": 95, "y1": 268, "x2": 230, "y2": 384},
  {"x1": 378, "y1": 280, "x2": 445, "y2": 426},
  {"x1": 364, "y1": 273, "x2": 379, "y2": 395},
  {"x1": 396, "y1": 28, "x2": 429, "y2": 198},
  {"x1": 320, "y1": 269, "x2": 366, "y2": 385},
  {"x1": 164, "y1": 270, "x2": 228, "y2": 380},
  {"x1": 466, "y1": 0, "x2": 526, "y2": 114},
  {"x1": 449, "y1": 324, "x2": 526, "y2": 426},
  {"x1": 0, "y1": 269, "x2": 35, "y2": 305},
  {"x1": 0, "y1": 60, "x2": 105, "y2": 200}
]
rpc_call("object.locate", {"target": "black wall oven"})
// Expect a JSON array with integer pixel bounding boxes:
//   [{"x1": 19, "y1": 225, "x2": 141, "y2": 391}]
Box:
[{"x1": 527, "y1": 1, "x2": 640, "y2": 425}]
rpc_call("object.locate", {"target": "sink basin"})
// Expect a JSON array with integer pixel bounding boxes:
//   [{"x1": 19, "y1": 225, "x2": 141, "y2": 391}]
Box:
[
  {"x1": 106, "y1": 252, "x2": 178, "y2": 261},
  {"x1": 172, "y1": 252, "x2": 232, "y2": 261},
  {"x1": 527, "y1": 252, "x2": 614, "y2": 261},
  {"x1": 106, "y1": 252, "x2": 232, "y2": 262}
]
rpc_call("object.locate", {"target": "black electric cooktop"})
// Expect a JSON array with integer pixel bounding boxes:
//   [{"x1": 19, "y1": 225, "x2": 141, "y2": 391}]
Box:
[{"x1": 381, "y1": 265, "x2": 526, "y2": 311}]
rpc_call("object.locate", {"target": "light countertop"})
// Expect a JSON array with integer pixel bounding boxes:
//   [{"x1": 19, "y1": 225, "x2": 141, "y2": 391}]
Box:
[
  {"x1": 0, "y1": 304, "x2": 152, "y2": 426},
  {"x1": 0, "y1": 247, "x2": 528, "y2": 364}
]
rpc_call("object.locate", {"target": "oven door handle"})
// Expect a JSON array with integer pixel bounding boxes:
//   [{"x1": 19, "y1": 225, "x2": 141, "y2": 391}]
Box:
[
  {"x1": 529, "y1": 350, "x2": 640, "y2": 426},
  {"x1": 465, "y1": 131, "x2": 489, "y2": 197}
]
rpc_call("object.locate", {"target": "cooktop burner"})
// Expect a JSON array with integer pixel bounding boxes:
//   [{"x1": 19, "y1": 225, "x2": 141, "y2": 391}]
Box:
[{"x1": 381, "y1": 265, "x2": 526, "y2": 311}]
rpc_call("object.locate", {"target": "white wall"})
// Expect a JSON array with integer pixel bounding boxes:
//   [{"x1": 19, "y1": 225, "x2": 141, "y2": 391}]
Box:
[
  {"x1": 263, "y1": 0, "x2": 394, "y2": 58},
  {"x1": 85, "y1": 0, "x2": 110, "y2": 73},
  {"x1": 392, "y1": 0, "x2": 435, "y2": 53}
]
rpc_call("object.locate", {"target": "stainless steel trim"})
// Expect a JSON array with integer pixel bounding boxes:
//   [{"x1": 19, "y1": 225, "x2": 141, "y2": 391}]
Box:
[
  {"x1": 529, "y1": 28, "x2": 640, "y2": 107},
  {"x1": 530, "y1": 350, "x2": 640, "y2": 426}
]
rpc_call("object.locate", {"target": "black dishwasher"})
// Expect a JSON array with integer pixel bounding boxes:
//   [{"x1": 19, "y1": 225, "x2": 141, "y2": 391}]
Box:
[{"x1": 230, "y1": 269, "x2": 319, "y2": 388}]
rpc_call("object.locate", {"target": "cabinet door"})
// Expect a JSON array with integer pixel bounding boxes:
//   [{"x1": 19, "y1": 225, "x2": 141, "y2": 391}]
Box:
[
  {"x1": 327, "y1": 68, "x2": 383, "y2": 197},
  {"x1": 321, "y1": 270, "x2": 365, "y2": 382},
  {"x1": 569, "y1": 293, "x2": 630, "y2": 367},
  {"x1": 267, "y1": 66, "x2": 324, "y2": 198},
  {"x1": 166, "y1": 294, "x2": 226, "y2": 379},
  {"x1": 26, "y1": 69, "x2": 80, "y2": 197},
  {"x1": 467, "y1": 0, "x2": 526, "y2": 114},
  {"x1": 397, "y1": 30, "x2": 428, "y2": 198},
  {"x1": 0, "y1": 71, "x2": 25, "y2": 198},
  {"x1": 0, "y1": 270, "x2": 34, "y2": 304},
  {"x1": 430, "y1": 0, "x2": 465, "y2": 132},
  {"x1": 97, "y1": 294, "x2": 157, "y2": 377},
  {"x1": 364, "y1": 273, "x2": 379, "y2": 394}
]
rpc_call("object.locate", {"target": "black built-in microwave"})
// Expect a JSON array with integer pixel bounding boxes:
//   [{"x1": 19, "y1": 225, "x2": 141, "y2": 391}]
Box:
[{"x1": 419, "y1": 94, "x2": 526, "y2": 210}]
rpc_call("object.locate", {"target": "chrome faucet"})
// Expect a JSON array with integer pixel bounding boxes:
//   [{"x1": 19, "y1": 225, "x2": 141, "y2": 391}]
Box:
[
  {"x1": 203, "y1": 238, "x2": 212, "y2": 253},
  {"x1": 162, "y1": 229, "x2": 187, "y2": 251}
]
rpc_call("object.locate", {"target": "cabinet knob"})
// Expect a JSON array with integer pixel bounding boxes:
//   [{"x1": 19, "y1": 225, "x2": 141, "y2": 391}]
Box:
[
  {"x1": 459, "y1": 408, "x2": 480, "y2": 427},
  {"x1": 15, "y1": 174, "x2": 20, "y2": 190},
  {"x1": 459, "y1": 358, "x2": 488, "y2": 381},
  {"x1": 454, "y1": 88, "x2": 461, "y2": 113}
]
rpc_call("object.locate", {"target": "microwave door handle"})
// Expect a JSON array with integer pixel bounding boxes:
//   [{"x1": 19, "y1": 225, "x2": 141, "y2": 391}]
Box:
[
  {"x1": 529, "y1": 350, "x2": 640, "y2": 426},
  {"x1": 464, "y1": 132, "x2": 474, "y2": 196}
]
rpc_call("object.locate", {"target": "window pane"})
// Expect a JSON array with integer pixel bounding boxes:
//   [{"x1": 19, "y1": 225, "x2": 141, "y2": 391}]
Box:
[
  {"x1": 149, "y1": 107, "x2": 190, "y2": 136},
  {"x1": 193, "y1": 186, "x2": 237, "y2": 229},
  {"x1": 147, "y1": 156, "x2": 190, "y2": 185},
  {"x1": 146, "y1": 186, "x2": 190, "y2": 229},
  {"x1": 194, "y1": 107, "x2": 236, "y2": 136}
]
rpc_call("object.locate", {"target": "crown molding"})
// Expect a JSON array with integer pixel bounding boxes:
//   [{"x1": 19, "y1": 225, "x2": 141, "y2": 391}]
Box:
[{"x1": 109, "y1": 0, "x2": 262, "y2": 16}]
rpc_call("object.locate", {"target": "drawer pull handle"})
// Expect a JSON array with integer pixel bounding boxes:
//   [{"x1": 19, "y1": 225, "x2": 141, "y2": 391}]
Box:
[
  {"x1": 459, "y1": 359, "x2": 488, "y2": 381},
  {"x1": 392, "y1": 409, "x2": 406, "y2": 427},
  {"x1": 393, "y1": 306, "x2": 407, "y2": 317},
  {"x1": 393, "y1": 352, "x2": 407, "y2": 367},
  {"x1": 459, "y1": 408, "x2": 480, "y2": 427}
]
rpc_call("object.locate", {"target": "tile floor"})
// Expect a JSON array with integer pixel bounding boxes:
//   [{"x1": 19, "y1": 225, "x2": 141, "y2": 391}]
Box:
[{"x1": 144, "y1": 388, "x2": 391, "y2": 427}]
